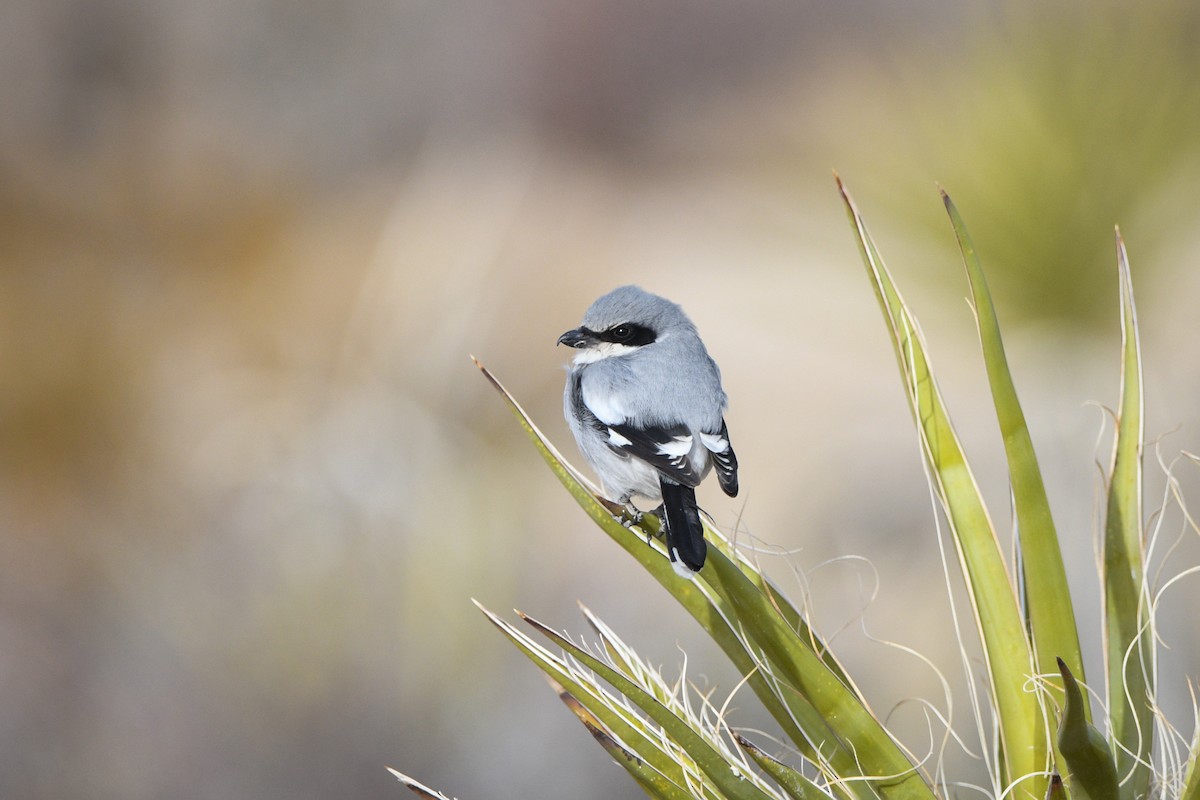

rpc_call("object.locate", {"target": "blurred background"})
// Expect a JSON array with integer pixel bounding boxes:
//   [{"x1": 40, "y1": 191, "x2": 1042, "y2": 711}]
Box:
[{"x1": 3, "y1": 0, "x2": 1200, "y2": 797}]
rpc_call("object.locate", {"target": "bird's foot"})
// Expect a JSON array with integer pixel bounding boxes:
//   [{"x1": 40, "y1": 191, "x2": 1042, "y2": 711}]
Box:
[
  {"x1": 636, "y1": 505, "x2": 667, "y2": 546},
  {"x1": 618, "y1": 505, "x2": 645, "y2": 529},
  {"x1": 614, "y1": 504, "x2": 662, "y2": 544}
]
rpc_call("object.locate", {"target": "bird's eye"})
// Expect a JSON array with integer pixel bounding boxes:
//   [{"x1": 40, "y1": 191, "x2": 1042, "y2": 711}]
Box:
[{"x1": 609, "y1": 323, "x2": 638, "y2": 340}]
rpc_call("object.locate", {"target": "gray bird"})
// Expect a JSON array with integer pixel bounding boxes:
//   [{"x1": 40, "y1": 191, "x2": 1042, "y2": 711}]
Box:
[{"x1": 557, "y1": 286, "x2": 738, "y2": 573}]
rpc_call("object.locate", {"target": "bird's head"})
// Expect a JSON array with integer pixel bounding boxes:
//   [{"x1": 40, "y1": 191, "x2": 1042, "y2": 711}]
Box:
[{"x1": 558, "y1": 286, "x2": 677, "y2": 364}]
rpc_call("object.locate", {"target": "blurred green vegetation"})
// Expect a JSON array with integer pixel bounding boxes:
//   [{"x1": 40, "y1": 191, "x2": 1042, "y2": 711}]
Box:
[{"x1": 810, "y1": 0, "x2": 1200, "y2": 324}]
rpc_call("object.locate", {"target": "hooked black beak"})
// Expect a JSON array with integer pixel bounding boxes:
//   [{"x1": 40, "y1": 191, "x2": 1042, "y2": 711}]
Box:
[{"x1": 557, "y1": 327, "x2": 594, "y2": 348}]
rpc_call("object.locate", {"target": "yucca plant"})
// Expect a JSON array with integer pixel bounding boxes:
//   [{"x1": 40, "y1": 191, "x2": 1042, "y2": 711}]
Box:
[{"x1": 390, "y1": 178, "x2": 1200, "y2": 800}]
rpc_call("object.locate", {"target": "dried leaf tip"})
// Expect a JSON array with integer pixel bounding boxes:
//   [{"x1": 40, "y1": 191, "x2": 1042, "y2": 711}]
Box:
[{"x1": 386, "y1": 768, "x2": 458, "y2": 800}]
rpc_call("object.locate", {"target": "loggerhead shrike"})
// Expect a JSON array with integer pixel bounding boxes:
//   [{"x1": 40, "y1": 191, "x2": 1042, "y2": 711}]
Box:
[{"x1": 557, "y1": 285, "x2": 738, "y2": 573}]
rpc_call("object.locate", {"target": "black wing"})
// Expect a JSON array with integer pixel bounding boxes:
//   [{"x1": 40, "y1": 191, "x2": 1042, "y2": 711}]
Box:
[
  {"x1": 606, "y1": 419, "x2": 703, "y2": 488},
  {"x1": 701, "y1": 419, "x2": 738, "y2": 497}
]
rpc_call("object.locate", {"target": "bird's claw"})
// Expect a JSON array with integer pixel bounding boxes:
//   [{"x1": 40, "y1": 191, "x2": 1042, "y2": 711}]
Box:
[
  {"x1": 612, "y1": 504, "x2": 666, "y2": 549},
  {"x1": 619, "y1": 506, "x2": 645, "y2": 529}
]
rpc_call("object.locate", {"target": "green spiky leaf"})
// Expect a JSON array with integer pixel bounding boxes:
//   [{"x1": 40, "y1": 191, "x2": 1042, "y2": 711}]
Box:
[
  {"x1": 481, "y1": 601, "x2": 723, "y2": 793},
  {"x1": 943, "y1": 190, "x2": 1086, "y2": 712},
  {"x1": 701, "y1": 544, "x2": 931, "y2": 800},
  {"x1": 1056, "y1": 658, "x2": 1118, "y2": 800},
  {"x1": 557, "y1": 690, "x2": 701, "y2": 800},
  {"x1": 736, "y1": 734, "x2": 825, "y2": 800},
  {"x1": 838, "y1": 176, "x2": 1049, "y2": 800},
  {"x1": 517, "y1": 611, "x2": 781, "y2": 800},
  {"x1": 1181, "y1": 733, "x2": 1200, "y2": 800},
  {"x1": 1101, "y1": 231, "x2": 1154, "y2": 800}
]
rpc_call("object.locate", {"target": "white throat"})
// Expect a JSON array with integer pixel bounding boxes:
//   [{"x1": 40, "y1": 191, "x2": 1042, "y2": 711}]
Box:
[{"x1": 572, "y1": 341, "x2": 638, "y2": 365}]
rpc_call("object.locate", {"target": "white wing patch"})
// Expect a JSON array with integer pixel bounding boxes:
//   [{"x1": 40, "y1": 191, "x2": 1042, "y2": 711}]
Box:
[
  {"x1": 656, "y1": 435, "x2": 693, "y2": 457},
  {"x1": 699, "y1": 432, "x2": 729, "y2": 452},
  {"x1": 607, "y1": 428, "x2": 632, "y2": 447}
]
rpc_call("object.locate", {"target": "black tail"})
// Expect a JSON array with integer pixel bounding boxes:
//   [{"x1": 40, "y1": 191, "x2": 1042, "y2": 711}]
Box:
[{"x1": 659, "y1": 479, "x2": 706, "y2": 572}]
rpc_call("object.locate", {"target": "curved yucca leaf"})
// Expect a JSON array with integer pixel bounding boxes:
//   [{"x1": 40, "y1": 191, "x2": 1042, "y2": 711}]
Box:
[
  {"x1": 518, "y1": 611, "x2": 782, "y2": 800},
  {"x1": 736, "y1": 734, "x2": 826, "y2": 800},
  {"x1": 1055, "y1": 658, "x2": 1118, "y2": 800},
  {"x1": 557, "y1": 689, "x2": 704, "y2": 800},
  {"x1": 1102, "y1": 231, "x2": 1154, "y2": 800},
  {"x1": 478, "y1": 601, "x2": 716, "y2": 794},
  {"x1": 943, "y1": 191, "x2": 1086, "y2": 710},
  {"x1": 576, "y1": 597, "x2": 843, "y2": 779},
  {"x1": 585, "y1": 722, "x2": 705, "y2": 800},
  {"x1": 836, "y1": 176, "x2": 1049, "y2": 800},
  {"x1": 1182, "y1": 738, "x2": 1200, "y2": 800},
  {"x1": 702, "y1": 547, "x2": 932, "y2": 800},
  {"x1": 703, "y1": 524, "x2": 857, "y2": 691}
]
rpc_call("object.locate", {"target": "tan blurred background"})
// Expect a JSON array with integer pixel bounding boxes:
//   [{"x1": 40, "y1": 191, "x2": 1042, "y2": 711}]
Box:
[{"x1": 3, "y1": 0, "x2": 1200, "y2": 798}]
